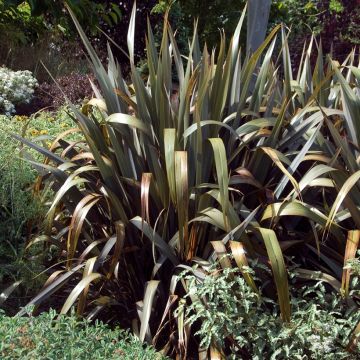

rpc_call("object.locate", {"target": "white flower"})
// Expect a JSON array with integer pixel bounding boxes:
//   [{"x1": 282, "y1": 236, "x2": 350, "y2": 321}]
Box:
[{"x1": 0, "y1": 66, "x2": 38, "y2": 114}]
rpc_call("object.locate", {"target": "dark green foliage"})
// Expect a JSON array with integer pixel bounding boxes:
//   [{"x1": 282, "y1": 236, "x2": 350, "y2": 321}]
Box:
[
  {"x1": 270, "y1": 1, "x2": 321, "y2": 35},
  {"x1": 153, "y1": 0, "x2": 246, "y2": 50},
  {"x1": 9, "y1": 4, "x2": 360, "y2": 357},
  {"x1": 0, "y1": 1, "x2": 45, "y2": 44},
  {"x1": 318, "y1": 0, "x2": 360, "y2": 58},
  {"x1": 0, "y1": 1, "x2": 159, "y2": 80},
  {"x1": 2, "y1": 0, "x2": 122, "y2": 34},
  {"x1": 0, "y1": 1, "x2": 90, "y2": 81},
  {"x1": 178, "y1": 0, "x2": 246, "y2": 49},
  {"x1": 271, "y1": 0, "x2": 360, "y2": 62},
  {"x1": 0, "y1": 309, "x2": 166, "y2": 359},
  {"x1": 159, "y1": 1, "x2": 360, "y2": 64}
]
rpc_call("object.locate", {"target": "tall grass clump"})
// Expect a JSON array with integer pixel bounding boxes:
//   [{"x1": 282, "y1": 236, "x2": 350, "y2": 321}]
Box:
[{"x1": 7, "y1": 2, "x2": 360, "y2": 358}]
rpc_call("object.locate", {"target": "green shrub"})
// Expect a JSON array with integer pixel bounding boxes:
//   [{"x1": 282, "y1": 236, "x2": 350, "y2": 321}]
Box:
[
  {"x1": 179, "y1": 264, "x2": 360, "y2": 359},
  {"x1": 270, "y1": 1, "x2": 322, "y2": 36},
  {"x1": 0, "y1": 116, "x2": 42, "y2": 275},
  {"x1": 0, "y1": 1, "x2": 45, "y2": 45},
  {"x1": 0, "y1": 309, "x2": 166, "y2": 360},
  {"x1": 0, "y1": 108, "x2": 82, "y2": 307},
  {"x1": 0, "y1": 107, "x2": 80, "y2": 249},
  {"x1": 2, "y1": 0, "x2": 123, "y2": 36},
  {"x1": 271, "y1": 1, "x2": 360, "y2": 60},
  {"x1": 346, "y1": 251, "x2": 360, "y2": 278}
]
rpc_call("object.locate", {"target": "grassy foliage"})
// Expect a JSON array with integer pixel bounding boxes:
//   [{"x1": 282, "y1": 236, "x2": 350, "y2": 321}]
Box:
[
  {"x1": 8, "y1": 3, "x2": 360, "y2": 358},
  {"x1": 0, "y1": 108, "x2": 82, "y2": 242},
  {"x1": 0, "y1": 309, "x2": 166, "y2": 359},
  {"x1": 0, "y1": 109, "x2": 82, "y2": 311},
  {"x1": 0, "y1": 116, "x2": 43, "y2": 284}
]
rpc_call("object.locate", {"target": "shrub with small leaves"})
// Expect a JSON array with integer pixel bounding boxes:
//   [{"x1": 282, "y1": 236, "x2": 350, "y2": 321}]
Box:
[
  {"x1": 0, "y1": 309, "x2": 166, "y2": 360},
  {"x1": 35, "y1": 72, "x2": 95, "y2": 110},
  {"x1": 179, "y1": 265, "x2": 360, "y2": 359},
  {"x1": 0, "y1": 67, "x2": 38, "y2": 115},
  {"x1": 346, "y1": 251, "x2": 360, "y2": 278}
]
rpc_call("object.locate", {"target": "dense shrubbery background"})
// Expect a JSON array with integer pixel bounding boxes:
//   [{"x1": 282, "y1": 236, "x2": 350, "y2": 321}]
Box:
[{"x1": 1, "y1": 1, "x2": 359, "y2": 82}]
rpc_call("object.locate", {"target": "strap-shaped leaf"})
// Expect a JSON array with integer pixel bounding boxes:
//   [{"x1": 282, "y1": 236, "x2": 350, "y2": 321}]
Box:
[
  {"x1": 296, "y1": 164, "x2": 336, "y2": 194},
  {"x1": 209, "y1": 138, "x2": 229, "y2": 231},
  {"x1": 261, "y1": 147, "x2": 300, "y2": 197},
  {"x1": 175, "y1": 151, "x2": 189, "y2": 258},
  {"x1": 141, "y1": 173, "x2": 152, "y2": 226},
  {"x1": 333, "y1": 62, "x2": 360, "y2": 148},
  {"x1": 326, "y1": 170, "x2": 360, "y2": 232},
  {"x1": 256, "y1": 227, "x2": 291, "y2": 323},
  {"x1": 131, "y1": 217, "x2": 179, "y2": 265},
  {"x1": 12, "y1": 133, "x2": 65, "y2": 164},
  {"x1": 164, "y1": 128, "x2": 177, "y2": 204},
  {"x1": 0, "y1": 281, "x2": 22, "y2": 306},
  {"x1": 17, "y1": 264, "x2": 85, "y2": 315},
  {"x1": 107, "y1": 113, "x2": 151, "y2": 136},
  {"x1": 261, "y1": 201, "x2": 343, "y2": 239},
  {"x1": 229, "y1": 241, "x2": 258, "y2": 293},
  {"x1": 77, "y1": 257, "x2": 97, "y2": 315},
  {"x1": 211, "y1": 241, "x2": 231, "y2": 269},
  {"x1": 67, "y1": 194, "x2": 102, "y2": 267},
  {"x1": 139, "y1": 280, "x2": 160, "y2": 342},
  {"x1": 61, "y1": 273, "x2": 102, "y2": 314},
  {"x1": 183, "y1": 120, "x2": 240, "y2": 141},
  {"x1": 341, "y1": 230, "x2": 360, "y2": 298},
  {"x1": 275, "y1": 122, "x2": 322, "y2": 198}
]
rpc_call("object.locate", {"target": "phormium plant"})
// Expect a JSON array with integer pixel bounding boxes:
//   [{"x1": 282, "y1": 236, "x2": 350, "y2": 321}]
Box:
[{"x1": 6, "y1": 2, "x2": 360, "y2": 358}]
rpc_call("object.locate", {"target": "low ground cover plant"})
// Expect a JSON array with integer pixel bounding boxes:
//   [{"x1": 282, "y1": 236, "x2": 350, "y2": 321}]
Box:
[
  {"x1": 4, "y1": 2, "x2": 360, "y2": 359},
  {"x1": 180, "y1": 261, "x2": 360, "y2": 359},
  {"x1": 0, "y1": 309, "x2": 166, "y2": 359}
]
